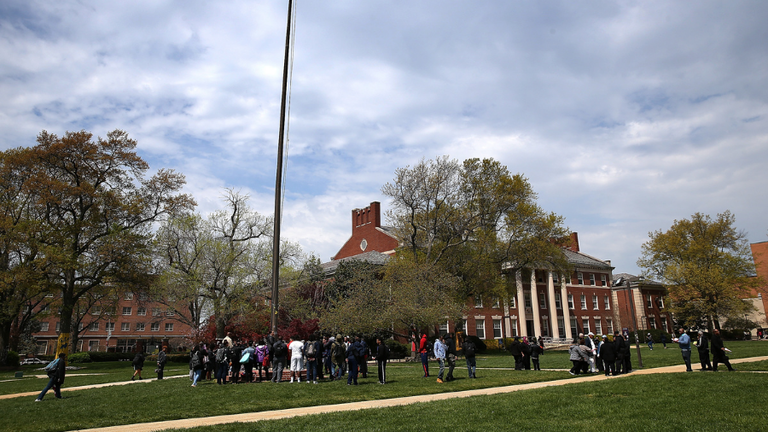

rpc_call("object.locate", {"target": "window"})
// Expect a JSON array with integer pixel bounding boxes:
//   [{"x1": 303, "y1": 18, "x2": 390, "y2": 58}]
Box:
[
  {"x1": 582, "y1": 319, "x2": 590, "y2": 335},
  {"x1": 78, "y1": 322, "x2": 84, "y2": 331},
  {"x1": 511, "y1": 319, "x2": 518, "y2": 336},
  {"x1": 542, "y1": 316, "x2": 550, "y2": 336},
  {"x1": 595, "y1": 319, "x2": 602, "y2": 335},
  {"x1": 165, "y1": 323, "x2": 174, "y2": 332},
  {"x1": 122, "y1": 307, "x2": 132, "y2": 316},
  {"x1": 570, "y1": 317, "x2": 578, "y2": 338},
  {"x1": 592, "y1": 294, "x2": 599, "y2": 310},
  {"x1": 151, "y1": 323, "x2": 160, "y2": 332},
  {"x1": 91, "y1": 306, "x2": 101, "y2": 315},
  {"x1": 604, "y1": 295, "x2": 611, "y2": 310},
  {"x1": 105, "y1": 322, "x2": 115, "y2": 332},
  {"x1": 88, "y1": 340, "x2": 100, "y2": 351},
  {"x1": 124, "y1": 292, "x2": 134, "y2": 301},
  {"x1": 589, "y1": 274, "x2": 596, "y2": 286},
  {"x1": 152, "y1": 308, "x2": 161, "y2": 317},
  {"x1": 139, "y1": 293, "x2": 148, "y2": 301},
  {"x1": 648, "y1": 318, "x2": 657, "y2": 329},
  {"x1": 661, "y1": 318, "x2": 668, "y2": 332},
  {"x1": 121, "y1": 322, "x2": 130, "y2": 331},
  {"x1": 567, "y1": 294, "x2": 575, "y2": 310},
  {"x1": 539, "y1": 291, "x2": 547, "y2": 309},
  {"x1": 166, "y1": 309, "x2": 175, "y2": 316},
  {"x1": 580, "y1": 294, "x2": 587, "y2": 310},
  {"x1": 566, "y1": 274, "x2": 572, "y2": 284},
  {"x1": 56, "y1": 322, "x2": 61, "y2": 332},
  {"x1": 137, "y1": 307, "x2": 146, "y2": 316},
  {"x1": 509, "y1": 296, "x2": 516, "y2": 308},
  {"x1": 36, "y1": 341, "x2": 48, "y2": 355},
  {"x1": 558, "y1": 317, "x2": 566, "y2": 338},
  {"x1": 647, "y1": 295, "x2": 653, "y2": 309},
  {"x1": 524, "y1": 292, "x2": 532, "y2": 308},
  {"x1": 136, "y1": 323, "x2": 145, "y2": 331},
  {"x1": 577, "y1": 273, "x2": 584, "y2": 285},
  {"x1": 493, "y1": 319, "x2": 502, "y2": 338},
  {"x1": 40, "y1": 322, "x2": 50, "y2": 332},
  {"x1": 658, "y1": 297, "x2": 665, "y2": 309},
  {"x1": 89, "y1": 322, "x2": 99, "y2": 331},
  {"x1": 45, "y1": 293, "x2": 54, "y2": 298},
  {"x1": 555, "y1": 292, "x2": 562, "y2": 309},
  {"x1": 601, "y1": 275, "x2": 607, "y2": 287},
  {"x1": 553, "y1": 273, "x2": 559, "y2": 283},
  {"x1": 439, "y1": 321, "x2": 449, "y2": 334},
  {"x1": 474, "y1": 295, "x2": 483, "y2": 308},
  {"x1": 606, "y1": 318, "x2": 614, "y2": 335},
  {"x1": 475, "y1": 320, "x2": 486, "y2": 339}
]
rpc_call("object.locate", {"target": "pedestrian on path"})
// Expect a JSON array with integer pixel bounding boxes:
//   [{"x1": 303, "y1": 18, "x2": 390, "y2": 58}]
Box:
[
  {"x1": 711, "y1": 329, "x2": 736, "y2": 372},
  {"x1": 376, "y1": 338, "x2": 389, "y2": 384},
  {"x1": 157, "y1": 346, "x2": 168, "y2": 380},
  {"x1": 434, "y1": 334, "x2": 446, "y2": 383},
  {"x1": 673, "y1": 328, "x2": 693, "y2": 372},
  {"x1": 462, "y1": 338, "x2": 477, "y2": 378},
  {"x1": 131, "y1": 351, "x2": 145, "y2": 380},
  {"x1": 35, "y1": 353, "x2": 66, "y2": 401}
]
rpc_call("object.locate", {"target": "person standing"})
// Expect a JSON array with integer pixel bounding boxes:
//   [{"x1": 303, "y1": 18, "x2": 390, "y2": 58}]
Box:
[
  {"x1": 434, "y1": 334, "x2": 447, "y2": 383},
  {"x1": 445, "y1": 333, "x2": 457, "y2": 381},
  {"x1": 271, "y1": 336, "x2": 288, "y2": 383},
  {"x1": 711, "y1": 329, "x2": 736, "y2": 372},
  {"x1": 599, "y1": 335, "x2": 616, "y2": 376},
  {"x1": 509, "y1": 337, "x2": 523, "y2": 370},
  {"x1": 674, "y1": 328, "x2": 693, "y2": 372},
  {"x1": 305, "y1": 336, "x2": 321, "y2": 384},
  {"x1": 288, "y1": 336, "x2": 304, "y2": 383},
  {"x1": 215, "y1": 341, "x2": 230, "y2": 384},
  {"x1": 697, "y1": 331, "x2": 713, "y2": 371},
  {"x1": 131, "y1": 351, "x2": 145, "y2": 380},
  {"x1": 191, "y1": 344, "x2": 205, "y2": 387},
  {"x1": 255, "y1": 339, "x2": 269, "y2": 382},
  {"x1": 584, "y1": 333, "x2": 597, "y2": 373},
  {"x1": 242, "y1": 341, "x2": 256, "y2": 383},
  {"x1": 568, "y1": 339, "x2": 584, "y2": 375},
  {"x1": 35, "y1": 353, "x2": 66, "y2": 401},
  {"x1": 346, "y1": 337, "x2": 359, "y2": 385},
  {"x1": 229, "y1": 341, "x2": 242, "y2": 384},
  {"x1": 332, "y1": 335, "x2": 345, "y2": 380},
  {"x1": 462, "y1": 337, "x2": 477, "y2": 378},
  {"x1": 521, "y1": 336, "x2": 532, "y2": 370},
  {"x1": 419, "y1": 333, "x2": 430, "y2": 378},
  {"x1": 530, "y1": 337, "x2": 543, "y2": 371},
  {"x1": 265, "y1": 331, "x2": 277, "y2": 379},
  {"x1": 613, "y1": 330, "x2": 626, "y2": 375},
  {"x1": 157, "y1": 346, "x2": 168, "y2": 380},
  {"x1": 376, "y1": 337, "x2": 389, "y2": 384}
]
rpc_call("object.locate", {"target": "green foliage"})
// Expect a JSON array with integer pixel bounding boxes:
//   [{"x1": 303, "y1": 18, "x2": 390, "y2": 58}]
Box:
[
  {"x1": 465, "y1": 335, "x2": 487, "y2": 353},
  {"x1": 638, "y1": 211, "x2": 762, "y2": 328},
  {"x1": 87, "y1": 352, "x2": 134, "y2": 362},
  {"x1": 4, "y1": 351, "x2": 19, "y2": 368},
  {"x1": 68, "y1": 352, "x2": 92, "y2": 363},
  {"x1": 383, "y1": 340, "x2": 409, "y2": 359},
  {"x1": 626, "y1": 329, "x2": 673, "y2": 344}
]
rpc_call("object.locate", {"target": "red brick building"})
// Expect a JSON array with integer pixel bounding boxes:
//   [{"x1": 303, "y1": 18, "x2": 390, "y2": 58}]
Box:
[
  {"x1": 747, "y1": 241, "x2": 768, "y2": 335},
  {"x1": 324, "y1": 202, "x2": 618, "y2": 343},
  {"x1": 611, "y1": 273, "x2": 671, "y2": 334},
  {"x1": 31, "y1": 292, "x2": 193, "y2": 355}
]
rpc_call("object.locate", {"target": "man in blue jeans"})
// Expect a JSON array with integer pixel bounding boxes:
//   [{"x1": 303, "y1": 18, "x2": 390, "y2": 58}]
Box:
[
  {"x1": 36, "y1": 353, "x2": 66, "y2": 401},
  {"x1": 675, "y1": 328, "x2": 693, "y2": 372}
]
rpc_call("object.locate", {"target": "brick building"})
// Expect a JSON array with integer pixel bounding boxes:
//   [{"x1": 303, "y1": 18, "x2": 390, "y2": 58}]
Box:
[
  {"x1": 324, "y1": 202, "x2": 618, "y2": 343},
  {"x1": 611, "y1": 273, "x2": 671, "y2": 334},
  {"x1": 31, "y1": 292, "x2": 193, "y2": 355},
  {"x1": 746, "y1": 241, "x2": 768, "y2": 335}
]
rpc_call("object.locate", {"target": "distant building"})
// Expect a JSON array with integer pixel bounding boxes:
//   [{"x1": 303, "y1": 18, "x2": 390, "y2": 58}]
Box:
[
  {"x1": 323, "y1": 202, "x2": 617, "y2": 343},
  {"x1": 612, "y1": 273, "x2": 671, "y2": 333},
  {"x1": 747, "y1": 241, "x2": 768, "y2": 335},
  {"x1": 31, "y1": 292, "x2": 192, "y2": 355}
]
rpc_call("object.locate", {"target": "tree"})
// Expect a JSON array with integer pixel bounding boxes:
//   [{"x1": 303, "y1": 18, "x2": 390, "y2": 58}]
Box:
[
  {"x1": 153, "y1": 190, "x2": 302, "y2": 338},
  {"x1": 638, "y1": 211, "x2": 763, "y2": 329},
  {"x1": 320, "y1": 257, "x2": 465, "y2": 338},
  {"x1": 381, "y1": 156, "x2": 570, "y2": 301},
  {"x1": 9, "y1": 130, "x2": 194, "y2": 356}
]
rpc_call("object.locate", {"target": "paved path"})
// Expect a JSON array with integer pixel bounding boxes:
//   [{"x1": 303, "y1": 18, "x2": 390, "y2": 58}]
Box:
[{"x1": 72, "y1": 356, "x2": 768, "y2": 432}]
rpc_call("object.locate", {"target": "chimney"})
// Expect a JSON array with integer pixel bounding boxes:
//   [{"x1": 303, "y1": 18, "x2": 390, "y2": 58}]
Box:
[
  {"x1": 569, "y1": 232, "x2": 580, "y2": 252},
  {"x1": 352, "y1": 201, "x2": 382, "y2": 230}
]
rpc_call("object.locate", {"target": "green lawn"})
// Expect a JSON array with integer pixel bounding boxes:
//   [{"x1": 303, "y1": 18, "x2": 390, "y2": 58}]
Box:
[
  {"x1": 172, "y1": 372, "x2": 768, "y2": 432},
  {"x1": 1, "y1": 341, "x2": 766, "y2": 432}
]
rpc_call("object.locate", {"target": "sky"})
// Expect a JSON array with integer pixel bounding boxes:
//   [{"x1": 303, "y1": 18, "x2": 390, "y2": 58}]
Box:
[{"x1": 1, "y1": 1, "x2": 767, "y2": 275}]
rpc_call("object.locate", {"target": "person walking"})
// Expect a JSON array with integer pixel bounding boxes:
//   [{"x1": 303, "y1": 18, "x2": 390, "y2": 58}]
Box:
[
  {"x1": 646, "y1": 333, "x2": 654, "y2": 350},
  {"x1": 131, "y1": 351, "x2": 145, "y2": 380},
  {"x1": 156, "y1": 346, "x2": 168, "y2": 380},
  {"x1": 419, "y1": 333, "x2": 430, "y2": 378},
  {"x1": 711, "y1": 329, "x2": 736, "y2": 372},
  {"x1": 434, "y1": 334, "x2": 447, "y2": 383},
  {"x1": 462, "y1": 337, "x2": 477, "y2": 378},
  {"x1": 35, "y1": 353, "x2": 66, "y2": 401},
  {"x1": 697, "y1": 331, "x2": 713, "y2": 371},
  {"x1": 191, "y1": 344, "x2": 205, "y2": 387},
  {"x1": 445, "y1": 333, "x2": 457, "y2": 381}
]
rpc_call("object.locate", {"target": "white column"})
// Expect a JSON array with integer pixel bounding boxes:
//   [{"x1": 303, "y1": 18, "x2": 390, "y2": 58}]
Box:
[
  {"x1": 516, "y1": 270, "x2": 527, "y2": 338},
  {"x1": 531, "y1": 271, "x2": 542, "y2": 338},
  {"x1": 561, "y1": 279, "x2": 572, "y2": 340},
  {"x1": 548, "y1": 271, "x2": 559, "y2": 341}
]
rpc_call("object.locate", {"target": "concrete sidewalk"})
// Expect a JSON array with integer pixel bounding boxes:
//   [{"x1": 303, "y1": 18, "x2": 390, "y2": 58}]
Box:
[{"x1": 74, "y1": 356, "x2": 768, "y2": 432}]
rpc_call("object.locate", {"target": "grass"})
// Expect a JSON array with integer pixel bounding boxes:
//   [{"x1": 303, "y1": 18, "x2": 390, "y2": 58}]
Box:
[
  {"x1": 1, "y1": 341, "x2": 766, "y2": 432},
  {"x1": 171, "y1": 372, "x2": 768, "y2": 432}
]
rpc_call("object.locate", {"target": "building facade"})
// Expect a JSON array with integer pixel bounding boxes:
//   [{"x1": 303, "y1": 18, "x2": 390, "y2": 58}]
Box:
[
  {"x1": 747, "y1": 241, "x2": 768, "y2": 335},
  {"x1": 611, "y1": 273, "x2": 671, "y2": 334},
  {"x1": 31, "y1": 292, "x2": 193, "y2": 355}
]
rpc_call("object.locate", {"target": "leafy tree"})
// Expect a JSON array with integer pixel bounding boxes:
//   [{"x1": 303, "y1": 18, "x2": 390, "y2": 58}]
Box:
[
  {"x1": 638, "y1": 211, "x2": 763, "y2": 329},
  {"x1": 381, "y1": 156, "x2": 570, "y2": 301},
  {"x1": 3, "y1": 130, "x2": 194, "y2": 356}
]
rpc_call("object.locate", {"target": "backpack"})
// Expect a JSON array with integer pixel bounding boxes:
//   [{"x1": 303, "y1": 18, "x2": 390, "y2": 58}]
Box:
[
  {"x1": 464, "y1": 342, "x2": 476, "y2": 357},
  {"x1": 190, "y1": 352, "x2": 201, "y2": 368},
  {"x1": 215, "y1": 347, "x2": 228, "y2": 363},
  {"x1": 332, "y1": 342, "x2": 344, "y2": 360},
  {"x1": 44, "y1": 358, "x2": 60, "y2": 372},
  {"x1": 306, "y1": 342, "x2": 317, "y2": 358},
  {"x1": 274, "y1": 341, "x2": 287, "y2": 358}
]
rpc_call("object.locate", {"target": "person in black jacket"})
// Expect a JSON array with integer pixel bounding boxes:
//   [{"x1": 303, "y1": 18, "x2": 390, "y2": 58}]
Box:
[
  {"x1": 131, "y1": 351, "x2": 145, "y2": 380},
  {"x1": 376, "y1": 337, "x2": 389, "y2": 384},
  {"x1": 157, "y1": 346, "x2": 168, "y2": 380},
  {"x1": 599, "y1": 335, "x2": 616, "y2": 376},
  {"x1": 462, "y1": 338, "x2": 477, "y2": 378},
  {"x1": 697, "y1": 331, "x2": 713, "y2": 371},
  {"x1": 613, "y1": 331, "x2": 626, "y2": 375},
  {"x1": 445, "y1": 333, "x2": 457, "y2": 381},
  {"x1": 711, "y1": 329, "x2": 735, "y2": 372},
  {"x1": 36, "y1": 353, "x2": 66, "y2": 401},
  {"x1": 521, "y1": 337, "x2": 532, "y2": 370},
  {"x1": 509, "y1": 337, "x2": 523, "y2": 370}
]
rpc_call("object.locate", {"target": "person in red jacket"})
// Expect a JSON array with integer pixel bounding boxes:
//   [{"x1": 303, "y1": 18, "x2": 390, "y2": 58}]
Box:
[{"x1": 419, "y1": 333, "x2": 430, "y2": 378}]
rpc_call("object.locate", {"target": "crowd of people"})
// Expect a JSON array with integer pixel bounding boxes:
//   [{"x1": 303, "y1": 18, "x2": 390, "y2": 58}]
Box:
[
  {"x1": 186, "y1": 332, "x2": 392, "y2": 387},
  {"x1": 568, "y1": 331, "x2": 632, "y2": 376}
]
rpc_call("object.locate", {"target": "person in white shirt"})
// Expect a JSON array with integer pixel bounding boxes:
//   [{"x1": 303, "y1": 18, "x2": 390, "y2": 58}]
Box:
[{"x1": 288, "y1": 337, "x2": 304, "y2": 383}]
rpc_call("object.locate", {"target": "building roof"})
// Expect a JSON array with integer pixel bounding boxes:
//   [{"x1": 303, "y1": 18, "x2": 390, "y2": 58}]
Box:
[
  {"x1": 612, "y1": 272, "x2": 665, "y2": 288},
  {"x1": 321, "y1": 250, "x2": 391, "y2": 275},
  {"x1": 563, "y1": 248, "x2": 612, "y2": 270}
]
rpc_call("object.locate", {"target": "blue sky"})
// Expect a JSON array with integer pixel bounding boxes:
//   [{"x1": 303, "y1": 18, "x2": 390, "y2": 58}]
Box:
[{"x1": 2, "y1": 1, "x2": 767, "y2": 274}]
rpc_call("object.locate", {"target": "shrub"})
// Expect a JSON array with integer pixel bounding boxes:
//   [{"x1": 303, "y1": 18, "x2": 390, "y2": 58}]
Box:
[
  {"x1": 68, "y1": 352, "x2": 92, "y2": 363},
  {"x1": 465, "y1": 335, "x2": 487, "y2": 354},
  {"x1": 6, "y1": 351, "x2": 20, "y2": 368},
  {"x1": 88, "y1": 352, "x2": 134, "y2": 362},
  {"x1": 626, "y1": 329, "x2": 673, "y2": 344},
  {"x1": 384, "y1": 340, "x2": 409, "y2": 359},
  {"x1": 167, "y1": 353, "x2": 192, "y2": 364},
  {"x1": 484, "y1": 339, "x2": 500, "y2": 350}
]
